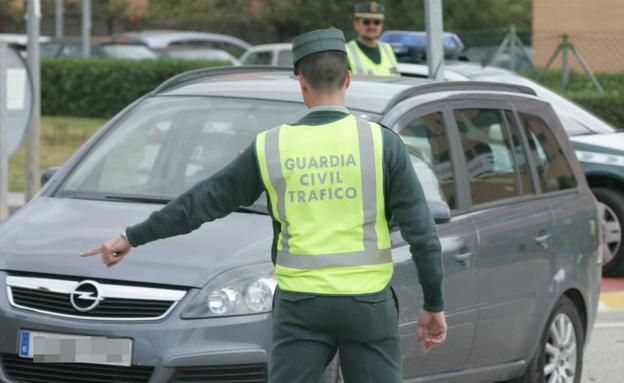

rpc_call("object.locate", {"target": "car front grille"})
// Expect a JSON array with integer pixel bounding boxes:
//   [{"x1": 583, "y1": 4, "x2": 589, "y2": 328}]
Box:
[
  {"x1": 2, "y1": 353, "x2": 154, "y2": 383},
  {"x1": 170, "y1": 364, "x2": 268, "y2": 382},
  {"x1": 6, "y1": 275, "x2": 186, "y2": 321}
]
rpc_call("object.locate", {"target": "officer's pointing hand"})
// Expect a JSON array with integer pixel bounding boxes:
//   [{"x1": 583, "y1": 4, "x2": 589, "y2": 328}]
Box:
[
  {"x1": 417, "y1": 310, "x2": 448, "y2": 353},
  {"x1": 80, "y1": 235, "x2": 131, "y2": 268}
]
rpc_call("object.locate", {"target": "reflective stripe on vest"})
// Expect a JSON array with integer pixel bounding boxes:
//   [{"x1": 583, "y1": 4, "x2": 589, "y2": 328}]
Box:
[
  {"x1": 346, "y1": 40, "x2": 399, "y2": 76},
  {"x1": 255, "y1": 115, "x2": 392, "y2": 294}
]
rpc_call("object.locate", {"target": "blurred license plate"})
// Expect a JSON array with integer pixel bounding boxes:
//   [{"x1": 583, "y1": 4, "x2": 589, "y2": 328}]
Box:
[{"x1": 18, "y1": 330, "x2": 132, "y2": 366}]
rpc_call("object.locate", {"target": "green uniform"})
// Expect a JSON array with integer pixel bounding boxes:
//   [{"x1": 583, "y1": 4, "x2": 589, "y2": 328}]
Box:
[
  {"x1": 348, "y1": 2, "x2": 400, "y2": 76},
  {"x1": 126, "y1": 27, "x2": 442, "y2": 383},
  {"x1": 126, "y1": 108, "x2": 444, "y2": 382}
]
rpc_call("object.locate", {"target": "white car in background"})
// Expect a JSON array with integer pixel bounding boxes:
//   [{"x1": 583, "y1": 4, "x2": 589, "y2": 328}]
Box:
[
  {"x1": 240, "y1": 43, "x2": 292, "y2": 67},
  {"x1": 399, "y1": 61, "x2": 624, "y2": 276},
  {"x1": 115, "y1": 30, "x2": 250, "y2": 59}
]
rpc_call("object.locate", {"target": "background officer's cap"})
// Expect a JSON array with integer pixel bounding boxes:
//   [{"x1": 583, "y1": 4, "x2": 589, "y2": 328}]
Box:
[
  {"x1": 354, "y1": 2, "x2": 385, "y2": 20},
  {"x1": 292, "y1": 28, "x2": 346, "y2": 74}
]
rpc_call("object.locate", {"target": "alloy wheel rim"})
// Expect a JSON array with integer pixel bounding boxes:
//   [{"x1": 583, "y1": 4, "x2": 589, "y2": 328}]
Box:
[
  {"x1": 544, "y1": 313, "x2": 577, "y2": 383},
  {"x1": 597, "y1": 201, "x2": 622, "y2": 266}
]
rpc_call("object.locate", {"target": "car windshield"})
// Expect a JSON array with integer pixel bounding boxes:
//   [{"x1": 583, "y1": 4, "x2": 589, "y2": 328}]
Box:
[{"x1": 57, "y1": 97, "x2": 309, "y2": 205}]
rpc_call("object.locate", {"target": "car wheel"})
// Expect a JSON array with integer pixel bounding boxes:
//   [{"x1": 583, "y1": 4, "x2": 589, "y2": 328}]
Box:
[
  {"x1": 593, "y1": 187, "x2": 624, "y2": 276},
  {"x1": 508, "y1": 296, "x2": 584, "y2": 383},
  {"x1": 320, "y1": 353, "x2": 343, "y2": 383}
]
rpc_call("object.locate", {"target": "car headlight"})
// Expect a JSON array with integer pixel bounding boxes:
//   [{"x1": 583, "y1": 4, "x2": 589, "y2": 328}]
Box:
[{"x1": 182, "y1": 263, "x2": 277, "y2": 319}]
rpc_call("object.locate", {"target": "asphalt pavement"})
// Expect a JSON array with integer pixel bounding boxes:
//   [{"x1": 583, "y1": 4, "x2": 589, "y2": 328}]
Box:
[{"x1": 582, "y1": 277, "x2": 624, "y2": 383}]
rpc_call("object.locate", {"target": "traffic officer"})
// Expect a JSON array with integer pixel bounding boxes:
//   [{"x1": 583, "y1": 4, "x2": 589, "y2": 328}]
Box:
[
  {"x1": 346, "y1": 2, "x2": 400, "y2": 76},
  {"x1": 80, "y1": 28, "x2": 446, "y2": 383}
]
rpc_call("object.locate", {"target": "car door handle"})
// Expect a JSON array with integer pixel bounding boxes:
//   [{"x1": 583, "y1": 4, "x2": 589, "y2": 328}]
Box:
[{"x1": 534, "y1": 234, "x2": 551, "y2": 249}]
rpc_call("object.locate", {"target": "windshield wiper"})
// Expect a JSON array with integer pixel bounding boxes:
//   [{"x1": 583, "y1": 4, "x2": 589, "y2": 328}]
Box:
[
  {"x1": 236, "y1": 205, "x2": 269, "y2": 215},
  {"x1": 104, "y1": 194, "x2": 172, "y2": 204}
]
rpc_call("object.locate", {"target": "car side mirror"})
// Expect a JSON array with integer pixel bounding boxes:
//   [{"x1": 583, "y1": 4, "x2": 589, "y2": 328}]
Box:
[
  {"x1": 429, "y1": 200, "x2": 451, "y2": 224},
  {"x1": 41, "y1": 167, "x2": 61, "y2": 185}
]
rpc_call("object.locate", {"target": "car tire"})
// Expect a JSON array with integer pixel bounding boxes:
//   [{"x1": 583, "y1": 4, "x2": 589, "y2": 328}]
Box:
[
  {"x1": 508, "y1": 296, "x2": 584, "y2": 383},
  {"x1": 592, "y1": 187, "x2": 624, "y2": 276},
  {"x1": 320, "y1": 353, "x2": 343, "y2": 383}
]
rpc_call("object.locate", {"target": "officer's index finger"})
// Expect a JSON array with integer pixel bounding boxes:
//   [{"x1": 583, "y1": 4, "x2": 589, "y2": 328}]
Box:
[{"x1": 80, "y1": 246, "x2": 104, "y2": 257}]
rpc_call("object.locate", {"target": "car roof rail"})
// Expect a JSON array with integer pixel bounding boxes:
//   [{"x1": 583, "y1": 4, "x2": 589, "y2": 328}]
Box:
[
  {"x1": 153, "y1": 65, "x2": 293, "y2": 93},
  {"x1": 384, "y1": 81, "x2": 537, "y2": 113}
]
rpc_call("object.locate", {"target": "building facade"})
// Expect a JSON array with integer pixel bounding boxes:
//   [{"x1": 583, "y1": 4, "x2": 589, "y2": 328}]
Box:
[{"x1": 533, "y1": 0, "x2": 624, "y2": 73}]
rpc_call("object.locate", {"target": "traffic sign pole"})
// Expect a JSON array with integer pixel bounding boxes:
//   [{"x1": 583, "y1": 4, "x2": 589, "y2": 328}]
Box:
[
  {"x1": 0, "y1": 42, "x2": 9, "y2": 220},
  {"x1": 25, "y1": 0, "x2": 41, "y2": 202},
  {"x1": 424, "y1": 0, "x2": 445, "y2": 81}
]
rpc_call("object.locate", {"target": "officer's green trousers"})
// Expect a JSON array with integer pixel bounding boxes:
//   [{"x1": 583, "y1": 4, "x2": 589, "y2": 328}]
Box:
[{"x1": 269, "y1": 285, "x2": 402, "y2": 383}]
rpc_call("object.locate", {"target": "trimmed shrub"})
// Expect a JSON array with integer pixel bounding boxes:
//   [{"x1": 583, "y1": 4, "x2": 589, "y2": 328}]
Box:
[
  {"x1": 568, "y1": 92, "x2": 624, "y2": 130},
  {"x1": 42, "y1": 57, "x2": 228, "y2": 118},
  {"x1": 524, "y1": 70, "x2": 624, "y2": 130}
]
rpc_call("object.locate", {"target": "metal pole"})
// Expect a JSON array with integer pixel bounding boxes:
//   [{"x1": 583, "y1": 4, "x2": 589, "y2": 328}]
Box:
[
  {"x1": 571, "y1": 45, "x2": 604, "y2": 93},
  {"x1": 491, "y1": 36, "x2": 510, "y2": 68},
  {"x1": 510, "y1": 25, "x2": 517, "y2": 72},
  {"x1": 424, "y1": 0, "x2": 445, "y2": 80},
  {"x1": 55, "y1": 0, "x2": 64, "y2": 40},
  {"x1": 539, "y1": 45, "x2": 562, "y2": 81},
  {"x1": 0, "y1": 43, "x2": 9, "y2": 220},
  {"x1": 25, "y1": 0, "x2": 41, "y2": 201},
  {"x1": 82, "y1": 0, "x2": 91, "y2": 57},
  {"x1": 561, "y1": 34, "x2": 570, "y2": 91}
]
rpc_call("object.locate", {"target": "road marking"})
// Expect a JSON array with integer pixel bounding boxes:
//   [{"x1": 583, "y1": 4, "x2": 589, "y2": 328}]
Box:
[{"x1": 600, "y1": 292, "x2": 624, "y2": 310}]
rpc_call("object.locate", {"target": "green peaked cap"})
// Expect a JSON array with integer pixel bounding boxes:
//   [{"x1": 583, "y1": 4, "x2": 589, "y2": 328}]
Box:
[{"x1": 292, "y1": 28, "x2": 346, "y2": 72}]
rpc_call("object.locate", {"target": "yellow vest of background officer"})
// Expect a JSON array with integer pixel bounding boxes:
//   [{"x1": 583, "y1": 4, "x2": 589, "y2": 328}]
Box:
[{"x1": 346, "y1": 39, "x2": 399, "y2": 76}]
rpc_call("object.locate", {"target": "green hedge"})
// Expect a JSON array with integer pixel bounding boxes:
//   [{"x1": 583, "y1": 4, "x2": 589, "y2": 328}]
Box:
[
  {"x1": 567, "y1": 92, "x2": 624, "y2": 129},
  {"x1": 42, "y1": 57, "x2": 228, "y2": 118},
  {"x1": 42, "y1": 59, "x2": 624, "y2": 130},
  {"x1": 523, "y1": 70, "x2": 624, "y2": 129}
]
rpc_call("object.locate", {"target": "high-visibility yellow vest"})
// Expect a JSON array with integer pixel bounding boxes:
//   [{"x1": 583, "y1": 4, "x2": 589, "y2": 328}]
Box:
[
  {"x1": 255, "y1": 115, "x2": 393, "y2": 294},
  {"x1": 346, "y1": 40, "x2": 399, "y2": 76}
]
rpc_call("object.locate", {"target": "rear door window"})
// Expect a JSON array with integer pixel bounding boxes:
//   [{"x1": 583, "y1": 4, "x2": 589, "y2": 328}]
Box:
[
  {"x1": 519, "y1": 113, "x2": 578, "y2": 192},
  {"x1": 399, "y1": 112, "x2": 457, "y2": 209},
  {"x1": 454, "y1": 109, "x2": 531, "y2": 205},
  {"x1": 244, "y1": 51, "x2": 272, "y2": 65},
  {"x1": 277, "y1": 50, "x2": 293, "y2": 66}
]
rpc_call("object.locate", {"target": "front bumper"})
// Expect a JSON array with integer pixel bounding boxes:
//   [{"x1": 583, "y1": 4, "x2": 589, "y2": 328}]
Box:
[{"x1": 0, "y1": 272, "x2": 272, "y2": 383}]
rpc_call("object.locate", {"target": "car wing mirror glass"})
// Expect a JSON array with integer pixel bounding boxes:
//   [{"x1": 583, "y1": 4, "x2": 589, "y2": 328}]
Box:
[{"x1": 41, "y1": 166, "x2": 61, "y2": 185}]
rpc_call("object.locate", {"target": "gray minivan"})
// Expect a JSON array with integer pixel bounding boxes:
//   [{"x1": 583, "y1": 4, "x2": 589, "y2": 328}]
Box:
[{"x1": 0, "y1": 68, "x2": 601, "y2": 383}]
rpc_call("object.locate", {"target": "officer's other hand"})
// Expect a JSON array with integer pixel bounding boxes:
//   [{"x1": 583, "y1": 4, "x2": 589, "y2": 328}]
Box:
[
  {"x1": 80, "y1": 235, "x2": 131, "y2": 268},
  {"x1": 417, "y1": 310, "x2": 448, "y2": 353}
]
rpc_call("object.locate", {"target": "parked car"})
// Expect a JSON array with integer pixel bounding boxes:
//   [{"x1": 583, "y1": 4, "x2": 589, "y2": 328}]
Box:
[
  {"x1": 240, "y1": 43, "x2": 293, "y2": 67},
  {"x1": 163, "y1": 47, "x2": 240, "y2": 65},
  {"x1": 0, "y1": 67, "x2": 601, "y2": 383},
  {"x1": 41, "y1": 38, "x2": 159, "y2": 60},
  {"x1": 399, "y1": 61, "x2": 624, "y2": 276},
  {"x1": 115, "y1": 30, "x2": 250, "y2": 58},
  {"x1": 381, "y1": 30, "x2": 465, "y2": 63}
]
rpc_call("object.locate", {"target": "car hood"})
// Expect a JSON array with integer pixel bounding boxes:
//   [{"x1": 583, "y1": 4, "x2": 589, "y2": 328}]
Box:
[
  {"x1": 570, "y1": 132, "x2": 624, "y2": 155},
  {"x1": 0, "y1": 197, "x2": 273, "y2": 288}
]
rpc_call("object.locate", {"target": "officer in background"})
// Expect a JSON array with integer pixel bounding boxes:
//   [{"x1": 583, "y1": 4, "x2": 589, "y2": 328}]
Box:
[
  {"x1": 346, "y1": 2, "x2": 400, "y2": 76},
  {"x1": 81, "y1": 29, "x2": 446, "y2": 383}
]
